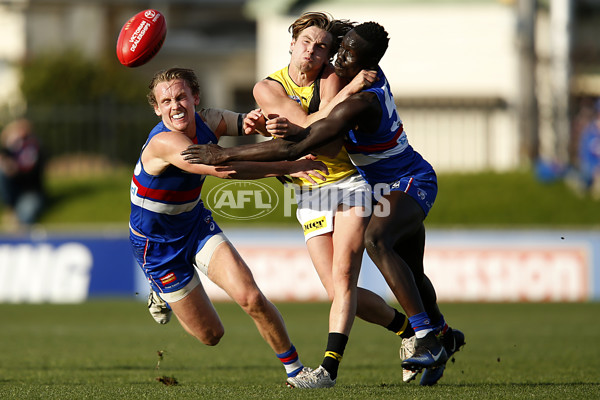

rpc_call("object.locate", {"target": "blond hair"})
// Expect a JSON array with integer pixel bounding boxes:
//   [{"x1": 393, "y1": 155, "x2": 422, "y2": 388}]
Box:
[
  {"x1": 147, "y1": 67, "x2": 200, "y2": 107},
  {"x1": 288, "y1": 12, "x2": 355, "y2": 59}
]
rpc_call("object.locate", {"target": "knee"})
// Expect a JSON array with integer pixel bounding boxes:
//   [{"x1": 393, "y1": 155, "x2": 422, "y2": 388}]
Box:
[
  {"x1": 318, "y1": 277, "x2": 335, "y2": 301},
  {"x1": 364, "y1": 228, "x2": 390, "y2": 260},
  {"x1": 237, "y1": 289, "x2": 267, "y2": 317},
  {"x1": 325, "y1": 289, "x2": 335, "y2": 302},
  {"x1": 331, "y1": 266, "x2": 356, "y2": 293},
  {"x1": 197, "y1": 326, "x2": 224, "y2": 346}
]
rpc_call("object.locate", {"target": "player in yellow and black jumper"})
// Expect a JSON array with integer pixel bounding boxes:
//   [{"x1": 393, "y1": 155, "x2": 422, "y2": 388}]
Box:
[{"x1": 242, "y1": 12, "x2": 417, "y2": 387}]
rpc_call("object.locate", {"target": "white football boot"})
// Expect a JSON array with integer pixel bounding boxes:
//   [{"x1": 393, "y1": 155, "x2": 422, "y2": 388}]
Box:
[
  {"x1": 400, "y1": 336, "x2": 419, "y2": 382},
  {"x1": 286, "y1": 365, "x2": 335, "y2": 389},
  {"x1": 147, "y1": 290, "x2": 172, "y2": 324}
]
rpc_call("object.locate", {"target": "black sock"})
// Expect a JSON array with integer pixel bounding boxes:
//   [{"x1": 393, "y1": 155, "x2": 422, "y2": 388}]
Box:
[
  {"x1": 386, "y1": 309, "x2": 414, "y2": 339},
  {"x1": 321, "y1": 332, "x2": 348, "y2": 380}
]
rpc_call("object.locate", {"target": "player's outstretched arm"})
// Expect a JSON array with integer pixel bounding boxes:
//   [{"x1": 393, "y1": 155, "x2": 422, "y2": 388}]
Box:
[
  {"x1": 180, "y1": 140, "x2": 296, "y2": 166},
  {"x1": 216, "y1": 159, "x2": 328, "y2": 184},
  {"x1": 181, "y1": 92, "x2": 376, "y2": 165}
]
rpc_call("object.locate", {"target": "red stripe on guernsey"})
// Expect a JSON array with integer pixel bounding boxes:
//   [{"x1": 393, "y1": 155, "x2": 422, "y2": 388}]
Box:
[
  {"x1": 143, "y1": 239, "x2": 149, "y2": 267},
  {"x1": 346, "y1": 125, "x2": 404, "y2": 153},
  {"x1": 132, "y1": 175, "x2": 202, "y2": 203},
  {"x1": 143, "y1": 238, "x2": 165, "y2": 291},
  {"x1": 404, "y1": 177, "x2": 414, "y2": 193},
  {"x1": 278, "y1": 350, "x2": 299, "y2": 364}
]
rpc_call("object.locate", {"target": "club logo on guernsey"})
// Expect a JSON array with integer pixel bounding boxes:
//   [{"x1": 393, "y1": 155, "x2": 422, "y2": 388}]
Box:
[
  {"x1": 204, "y1": 215, "x2": 216, "y2": 231},
  {"x1": 290, "y1": 95, "x2": 302, "y2": 105}
]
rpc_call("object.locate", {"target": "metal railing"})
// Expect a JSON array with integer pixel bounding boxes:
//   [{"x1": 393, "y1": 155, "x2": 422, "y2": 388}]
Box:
[{"x1": 8, "y1": 97, "x2": 512, "y2": 175}]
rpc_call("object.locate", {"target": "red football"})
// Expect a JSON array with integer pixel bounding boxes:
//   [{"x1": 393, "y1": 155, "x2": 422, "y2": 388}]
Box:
[{"x1": 116, "y1": 9, "x2": 166, "y2": 67}]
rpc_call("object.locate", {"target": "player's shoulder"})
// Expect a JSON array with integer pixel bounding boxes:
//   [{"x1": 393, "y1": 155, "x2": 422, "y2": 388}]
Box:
[
  {"x1": 255, "y1": 77, "x2": 285, "y2": 92},
  {"x1": 147, "y1": 129, "x2": 176, "y2": 149},
  {"x1": 253, "y1": 78, "x2": 287, "y2": 102}
]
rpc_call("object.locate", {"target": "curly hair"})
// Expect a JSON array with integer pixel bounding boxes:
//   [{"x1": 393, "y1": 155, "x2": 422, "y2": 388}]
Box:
[
  {"x1": 147, "y1": 67, "x2": 200, "y2": 107},
  {"x1": 353, "y1": 22, "x2": 389, "y2": 63},
  {"x1": 288, "y1": 12, "x2": 355, "y2": 59}
]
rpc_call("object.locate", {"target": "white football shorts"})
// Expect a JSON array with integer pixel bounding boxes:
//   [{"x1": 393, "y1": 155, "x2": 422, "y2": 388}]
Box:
[{"x1": 294, "y1": 173, "x2": 371, "y2": 241}]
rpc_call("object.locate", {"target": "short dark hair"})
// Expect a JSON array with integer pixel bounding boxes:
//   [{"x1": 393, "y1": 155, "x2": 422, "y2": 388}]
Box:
[
  {"x1": 147, "y1": 67, "x2": 200, "y2": 107},
  {"x1": 329, "y1": 19, "x2": 356, "y2": 59},
  {"x1": 289, "y1": 12, "x2": 355, "y2": 59},
  {"x1": 353, "y1": 22, "x2": 389, "y2": 63}
]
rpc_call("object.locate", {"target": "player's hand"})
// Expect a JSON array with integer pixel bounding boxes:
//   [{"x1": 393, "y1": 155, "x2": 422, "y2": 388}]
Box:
[
  {"x1": 347, "y1": 69, "x2": 378, "y2": 93},
  {"x1": 181, "y1": 143, "x2": 224, "y2": 165},
  {"x1": 243, "y1": 109, "x2": 269, "y2": 136},
  {"x1": 288, "y1": 159, "x2": 328, "y2": 185},
  {"x1": 264, "y1": 114, "x2": 291, "y2": 138},
  {"x1": 265, "y1": 114, "x2": 303, "y2": 138}
]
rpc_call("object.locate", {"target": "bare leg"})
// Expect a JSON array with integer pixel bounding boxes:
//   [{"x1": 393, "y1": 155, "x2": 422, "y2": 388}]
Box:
[
  {"x1": 168, "y1": 281, "x2": 224, "y2": 346},
  {"x1": 364, "y1": 191, "x2": 426, "y2": 317},
  {"x1": 356, "y1": 287, "x2": 395, "y2": 326},
  {"x1": 305, "y1": 212, "x2": 396, "y2": 332},
  {"x1": 306, "y1": 234, "x2": 335, "y2": 299},
  {"x1": 207, "y1": 241, "x2": 291, "y2": 353},
  {"x1": 393, "y1": 223, "x2": 442, "y2": 323},
  {"x1": 327, "y1": 206, "x2": 365, "y2": 335}
]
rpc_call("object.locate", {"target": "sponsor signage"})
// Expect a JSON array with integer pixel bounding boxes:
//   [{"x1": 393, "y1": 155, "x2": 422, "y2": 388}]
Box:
[
  {"x1": 424, "y1": 246, "x2": 589, "y2": 302},
  {"x1": 0, "y1": 229, "x2": 598, "y2": 303},
  {"x1": 0, "y1": 234, "x2": 135, "y2": 303}
]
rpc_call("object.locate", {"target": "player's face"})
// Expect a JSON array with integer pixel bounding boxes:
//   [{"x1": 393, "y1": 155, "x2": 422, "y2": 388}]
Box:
[
  {"x1": 334, "y1": 30, "x2": 371, "y2": 80},
  {"x1": 290, "y1": 26, "x2": 333, "y2": 73},
  {"x1": 153, "y1": 79, "x2": 200, "y2": 133}
]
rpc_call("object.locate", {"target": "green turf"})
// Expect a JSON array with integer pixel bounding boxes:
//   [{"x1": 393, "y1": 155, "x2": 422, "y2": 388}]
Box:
[
  {"x1": 24, "y1": 168, "x2": 600, "y2": 230},
  {"x1": 2, "y1": 301, "x2": 599, "y2": 399}
]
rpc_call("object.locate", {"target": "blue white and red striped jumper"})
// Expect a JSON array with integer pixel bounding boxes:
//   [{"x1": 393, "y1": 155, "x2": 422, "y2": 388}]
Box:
[
  {"x1": 129, "y1": 113, "x2": 216, "y2": 243},
  {"x1": 344, "y1": 68, "x2": 435, "y2": 186}
]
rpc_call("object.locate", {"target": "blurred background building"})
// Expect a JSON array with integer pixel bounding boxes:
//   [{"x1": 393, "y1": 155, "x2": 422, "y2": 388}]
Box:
[{"x1": 0, "y1": 0, "x2": 599, "y2": 173}]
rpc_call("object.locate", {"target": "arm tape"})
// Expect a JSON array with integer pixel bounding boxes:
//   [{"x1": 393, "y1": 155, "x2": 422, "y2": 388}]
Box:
[
  {"x1": 237, "y1": 113, "x2": 243, "y2": 136},
  {"x1": 220, "y1": 109, "x2": 243, "y2": 136},
  {"x1": 199, "y1": 108, "x2": 243, "y2": 136}
]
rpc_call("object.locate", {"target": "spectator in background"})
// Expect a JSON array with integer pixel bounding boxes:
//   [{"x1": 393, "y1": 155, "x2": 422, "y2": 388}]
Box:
[
  {"x1": 576, "y1": 99, "x2": 600, "y2": 198},
  {"x1": 0, "y1": 118, "x2": 46, "y2": 228}
]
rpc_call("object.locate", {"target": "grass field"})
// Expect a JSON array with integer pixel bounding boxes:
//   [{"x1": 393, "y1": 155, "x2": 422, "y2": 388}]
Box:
[
  {"x1": 2, "y1": 169, "x2": 599, "y2": 398},
  {"x1": 2, "y1": 301, "x2": 599, "y2": 399}
]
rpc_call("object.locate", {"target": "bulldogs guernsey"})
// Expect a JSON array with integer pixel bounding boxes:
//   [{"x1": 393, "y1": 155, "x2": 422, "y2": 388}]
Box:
[
  {"x1": 130, "y1": 113, "x2": 216, "y2": 242},
  {"x1": 344, "y1": 68, "x2": 438, "y2": 213}
]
